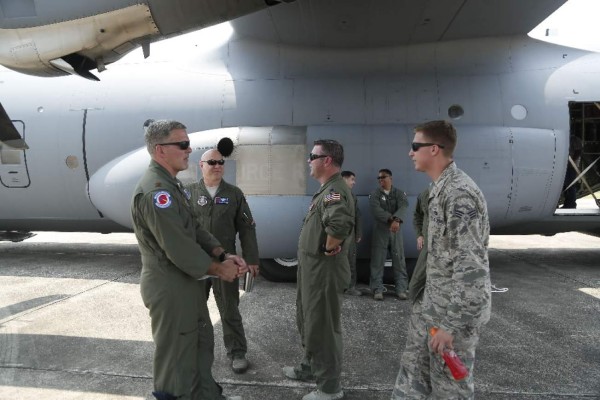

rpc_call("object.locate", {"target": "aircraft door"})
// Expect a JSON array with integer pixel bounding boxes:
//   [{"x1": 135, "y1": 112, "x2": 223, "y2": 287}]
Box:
[
  {"x1": 0, "y1": 120, "x2": 31, "y2": 188},
  {"x1": 507, "y1": 128, "x2": 557, "y2": 220}
]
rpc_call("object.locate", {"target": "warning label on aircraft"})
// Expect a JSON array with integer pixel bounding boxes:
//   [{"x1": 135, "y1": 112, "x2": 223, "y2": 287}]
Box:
[{"x1": 154, "y1": 191, "x2": 172, "y2": 209}]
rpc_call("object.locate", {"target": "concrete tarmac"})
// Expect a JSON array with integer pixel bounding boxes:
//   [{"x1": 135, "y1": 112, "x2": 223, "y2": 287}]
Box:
[{"x1": 0, "y1": 232, "x2": 599, "y2": 400}]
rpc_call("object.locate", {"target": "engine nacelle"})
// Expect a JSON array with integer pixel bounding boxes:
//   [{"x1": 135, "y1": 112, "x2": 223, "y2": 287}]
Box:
[
  {"x1": 0, "y1": 0, "x2": 293, "y2": 80},
  {"x1": 0, "y1": 4, "x2": 158, "y2": 80}
]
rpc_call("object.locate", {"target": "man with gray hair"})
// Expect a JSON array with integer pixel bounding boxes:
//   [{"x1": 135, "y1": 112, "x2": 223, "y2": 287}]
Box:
[{"x1": 131, "y1": 119, "x2": 246, "y2": 400}]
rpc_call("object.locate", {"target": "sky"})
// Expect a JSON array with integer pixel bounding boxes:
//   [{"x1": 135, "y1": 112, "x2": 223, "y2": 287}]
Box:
[{"x1": 529, "y1": 0, "x2": 600, "y2": 52}]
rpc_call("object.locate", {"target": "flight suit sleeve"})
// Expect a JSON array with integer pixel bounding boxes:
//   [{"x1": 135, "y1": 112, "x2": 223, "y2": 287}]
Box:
[
  {"x1": 413, "y1": 194, "x2": 425, "y2": 237},
  {"x1": 438, "y1": 193, "x2": 490, "y2": 334},
  {"x1": 136, "y1": 191, "x2": 213, "y2": 279},
  {"x1": 392, "y1": 189, "x2": 409, "y2": 222},
  {"x1": 323, "y1": 190, "x2": 354, "y2": 241},
  {"x1": 195, "y1": 224, "x2": 222, "y2": 255},
  {"x1": 369, "y1": 191, "x2": 392, "y2": 224},
  {"x1": 234, "y1": 190, "x2": 260, "y2": 264}
]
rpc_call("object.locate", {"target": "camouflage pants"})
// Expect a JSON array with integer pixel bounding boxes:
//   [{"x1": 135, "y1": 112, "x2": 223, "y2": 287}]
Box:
[{"x1": 391, "y1": 300, "x2": 480, "y2": 399}]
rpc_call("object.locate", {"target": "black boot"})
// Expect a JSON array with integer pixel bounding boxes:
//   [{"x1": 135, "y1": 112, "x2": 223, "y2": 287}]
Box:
[{"x1": 152, "y1": 391, "x2": 178, "y2": 400}]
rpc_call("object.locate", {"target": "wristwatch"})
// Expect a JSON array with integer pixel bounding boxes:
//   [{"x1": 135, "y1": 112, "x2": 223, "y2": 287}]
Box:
[{"x1": 218, "y1": 252, "x2": 228, "y2": 262}]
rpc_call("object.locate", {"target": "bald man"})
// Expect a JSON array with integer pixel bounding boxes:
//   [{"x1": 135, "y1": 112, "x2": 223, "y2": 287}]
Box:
[{"x1": 186, "y1": 149, "x2": 260, "y2": 374}]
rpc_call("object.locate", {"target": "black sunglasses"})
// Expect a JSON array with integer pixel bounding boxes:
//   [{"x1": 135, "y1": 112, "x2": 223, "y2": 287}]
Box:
[
  {"x1": 377, "y1": 175, "x2": 389, "y2": 180},
  {"x1": 411, "y1": 142, "x2": 445, "y2": 152},
  {"x1": 309, "y1": 153, "x2": 329, "y2": 161},
  {"x1": 202, "y1": 159, "x2": 225, "y2": 166},
  {"x1": 157, "y1": 140, "x2": 190, "y2": 150}
]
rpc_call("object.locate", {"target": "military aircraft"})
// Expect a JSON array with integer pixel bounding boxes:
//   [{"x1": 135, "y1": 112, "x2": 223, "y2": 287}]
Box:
[{"x1": 1, "y1": 0, "x2": 600, "y2": 281}]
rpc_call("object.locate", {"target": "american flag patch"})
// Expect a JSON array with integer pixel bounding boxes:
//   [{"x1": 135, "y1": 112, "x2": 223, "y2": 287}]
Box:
[{"x1": 324, "y1": 192, "x2": 341, "y2": 203}]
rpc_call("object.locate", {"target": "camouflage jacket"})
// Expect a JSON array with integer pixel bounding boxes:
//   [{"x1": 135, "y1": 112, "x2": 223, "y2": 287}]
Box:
[{"x1": 422, "y1": 162, "x2": 491, "y2": 334}]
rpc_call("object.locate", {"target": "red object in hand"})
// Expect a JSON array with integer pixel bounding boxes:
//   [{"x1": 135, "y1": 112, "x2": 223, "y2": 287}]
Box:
[{"x1": 429, "y1": 327, "x2": 469, "y2": 381}]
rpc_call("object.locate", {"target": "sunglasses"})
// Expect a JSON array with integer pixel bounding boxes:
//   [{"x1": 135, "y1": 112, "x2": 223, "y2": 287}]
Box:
[
  {"x1": 202, "y1": 159, "x2": 225, "y2": 166},
  {"x1": 309, "y1": 153, "x2": 328, "y2": 161},
  {"x1": 157, "y1": 140, "x2": 190, "y2": 150},
  {"x1": 377, "y1": 175, "x2": 389, "y2": 180},
  {"x1": 411, "y1": 142, "x2": 445, "y2": 152}
]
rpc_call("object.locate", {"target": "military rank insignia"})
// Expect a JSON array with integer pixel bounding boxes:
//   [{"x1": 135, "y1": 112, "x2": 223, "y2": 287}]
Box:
[
  {"x1": 215, "y1": 197, "x2": 229, "y2": 205},
  {"x1": 324, "y1": 192, "x2": 341, "y2": 203},
  {"x1": 154, "y1": 191, "x2": 172, "y2": 208},
  {"x1": 183, "y1": 188, "x2": 191, "y2": 200},
  {"x1": 197, "y1": 195, "x2": 209, "y2": 206}
]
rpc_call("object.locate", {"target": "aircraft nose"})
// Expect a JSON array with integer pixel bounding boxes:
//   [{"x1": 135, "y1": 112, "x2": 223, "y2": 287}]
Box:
[{"x1": 88, "y1": 149, "x2": 150, "y2": 229}]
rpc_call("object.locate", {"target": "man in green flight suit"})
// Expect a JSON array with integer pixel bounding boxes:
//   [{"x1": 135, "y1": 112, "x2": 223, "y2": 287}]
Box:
[
  {"x1": 131, "y1": 120, "x2": 246, "y2": 400},
  {"x1": 408, "y1": 186, "x2": 430, "y2": 303},
  {"x1": 283, "y1": 139, "x2": 355, "y2": 400},
  {"x1": 368, "y1": 169, "x2": 409, "y2": 301},
  {"x1": 187, "y1": 148, "x2": 260, "y2": 374},
  {"x1": 341, "y1": 170, "x2": 363, "y2": 296}
]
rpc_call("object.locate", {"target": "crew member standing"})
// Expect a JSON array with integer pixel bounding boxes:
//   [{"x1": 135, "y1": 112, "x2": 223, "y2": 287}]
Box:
[
  {"x1": 392, "y1": 120, "x2": 491, "y2": 399},
  {"x1": 408, "y1": 187, "x2": 430, "y2": 303},
  {"x1": 341, "y1": 170, "x2": 363, "y2": 296},
  {"x1": 187, "y1": 148, "x2": 259, "y2": 374},
  {"x1": 283, "y1": 139, "x2": 354, "y2": 400},
  {"x1": 369, "y1": 169, "x2": 409, "y2": 301},
  {"x1": 131, "y1": 120, "x2": 245, "y2": 400}
]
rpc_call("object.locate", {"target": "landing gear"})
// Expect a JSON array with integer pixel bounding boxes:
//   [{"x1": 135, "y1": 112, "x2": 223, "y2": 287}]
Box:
[
  {"x1": 260, "y1": 258, "x2": 297, "y2": 282},
  {"x1": 0, "y1": 231, "x2": 35, "y2": 242}
]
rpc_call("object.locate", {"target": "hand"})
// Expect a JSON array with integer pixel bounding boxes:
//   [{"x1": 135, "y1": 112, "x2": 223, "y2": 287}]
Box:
[
  {"x1": 226, "y1": 254, "x2": 248, "y2": 277},
  {"x1": 390, "y1": 220, "x2": 400, "y2": 233},
  {"x1": 417, "y1": 236, "x2": 424, "y2": 250},
  {"x1": 429, "y1": 327, "x2": 454, "y2": 355},
  {"x1": 324, "y1": 245, "x2": 342, "y2": 256},
  {"x1": 248, "y1": 264, "x2": 259, "y2": 277},
  {"x1": 211, "y1": 260, "x2": 238, "y2": 282}
]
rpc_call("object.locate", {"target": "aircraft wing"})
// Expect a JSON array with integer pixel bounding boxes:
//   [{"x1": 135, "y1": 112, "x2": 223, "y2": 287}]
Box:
[{"x1": 230, "y1": 0, "x2": 567, "y2": 47}]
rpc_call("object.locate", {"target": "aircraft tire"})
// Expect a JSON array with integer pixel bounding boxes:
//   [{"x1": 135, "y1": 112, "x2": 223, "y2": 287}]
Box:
[{"x1": 260, "y1": 258, "x2": 297, "y2": 282}]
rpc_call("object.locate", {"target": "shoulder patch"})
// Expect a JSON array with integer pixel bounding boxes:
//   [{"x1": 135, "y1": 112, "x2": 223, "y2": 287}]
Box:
[
  {"x1": 154, "y1": 191, "x2": 172, "y2": 209},
  {"x1": 324, "y1": 191, "x2": 341, "y2": 203}
]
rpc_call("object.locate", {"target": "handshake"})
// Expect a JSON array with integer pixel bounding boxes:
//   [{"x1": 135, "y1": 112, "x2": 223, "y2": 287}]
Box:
[{"x1": 207, "y1": 252, "x2": 259, "y2": 284}]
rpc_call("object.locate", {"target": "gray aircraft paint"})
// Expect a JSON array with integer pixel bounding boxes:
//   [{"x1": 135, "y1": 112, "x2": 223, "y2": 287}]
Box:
[{"x1": 1, "y1": 0, "x2": 599, "y2": 260}]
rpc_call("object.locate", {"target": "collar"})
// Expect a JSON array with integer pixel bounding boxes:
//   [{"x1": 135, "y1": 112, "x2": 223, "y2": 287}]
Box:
[
  {"x1": 149, "y1": 159, "x2": 178, "y2": 186},
  {"x1": 316, "y1": 173, "x2": 342, "y2": 195},
  {"x1": 429, "y1": 162, "x2": 456, "y2": 200}
]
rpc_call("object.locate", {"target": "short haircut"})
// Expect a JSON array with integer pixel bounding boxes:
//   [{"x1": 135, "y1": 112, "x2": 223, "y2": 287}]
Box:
[
  {"x1": 341, "y1": 170, "x2": 355, "y2": 178},
  {"x1": 379, "y1": 168, "x2": 392, "y2": 176},
  {"x1": 145, "y1": 120, "x2": 187, "y2": 155},
  {"x1": 413, "y1": 120, "x2": 457, "y2": 156},
  {"x1": 314, "y1": 139, "x2": 344, "y2": 167}
]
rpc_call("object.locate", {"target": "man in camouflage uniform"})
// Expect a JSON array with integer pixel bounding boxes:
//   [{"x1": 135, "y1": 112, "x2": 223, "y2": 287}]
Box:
[
  {"x1": 131, "y1": 120, "x2": 246, "y2": 400},
  {"x1": 341, "y1": 170, "x2": 363, "y2": 296},
  {"x1": 187, "y1": 148, "x2": 259, "y2": 374},
  {"x1": 283, "y1": 139, "x2": 355, "y2": 400},
  {"x1": 369, "y1": 169, "x2": 409, "y2": 300},
  {"x1": 392, "y1": 120, "x2": 491, "y2": 399}
]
